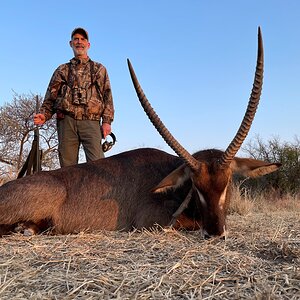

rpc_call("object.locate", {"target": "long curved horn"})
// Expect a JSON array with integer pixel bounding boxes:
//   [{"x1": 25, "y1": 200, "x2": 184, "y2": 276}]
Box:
[
  {"x1": 127, "y1": 59, "x2": 200, "y2": 171},
  {"x1": 219, "y1": 27, "x2": 264, "y2": 167}
]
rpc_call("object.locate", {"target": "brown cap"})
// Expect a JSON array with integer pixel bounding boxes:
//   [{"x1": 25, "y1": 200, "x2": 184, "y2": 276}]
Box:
[{"x1": 71, "y1": 27, "x2": 89, "y2": 40}]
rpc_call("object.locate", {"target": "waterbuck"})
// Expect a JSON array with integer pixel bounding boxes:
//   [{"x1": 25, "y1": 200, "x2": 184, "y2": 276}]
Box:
[{"x1": 0, "y1": 27, "x2": 280, "y2": 238}]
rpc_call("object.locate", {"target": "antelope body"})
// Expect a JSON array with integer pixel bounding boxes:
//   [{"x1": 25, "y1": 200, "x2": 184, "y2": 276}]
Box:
[{"x1": 0, "y1": 28, "x2": 280, "y2": 237}]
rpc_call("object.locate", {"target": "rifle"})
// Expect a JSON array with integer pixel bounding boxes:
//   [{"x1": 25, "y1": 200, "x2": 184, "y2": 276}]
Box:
[{"x1": 17, "y1": 95, "x2": 42, "y2": 178}]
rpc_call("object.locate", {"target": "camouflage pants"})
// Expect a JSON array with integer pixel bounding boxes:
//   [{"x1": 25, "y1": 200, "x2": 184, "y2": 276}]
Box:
[{"x1": 57, "y1": 115, "x2": 104, "y2": 167}]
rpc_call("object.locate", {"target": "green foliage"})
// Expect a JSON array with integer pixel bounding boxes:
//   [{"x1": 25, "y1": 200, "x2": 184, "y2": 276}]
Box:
[{"x1": 241, "y1": 135, "x2": 300, "y2": 195}]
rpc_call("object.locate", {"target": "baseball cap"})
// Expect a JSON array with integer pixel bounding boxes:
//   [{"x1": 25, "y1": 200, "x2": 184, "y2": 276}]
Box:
[{"x1": 71, "y1": 27, "x2": 89, "y2": 40}]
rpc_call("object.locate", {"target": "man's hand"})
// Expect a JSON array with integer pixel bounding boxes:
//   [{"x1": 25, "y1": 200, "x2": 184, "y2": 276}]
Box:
[
  {"x1": 34, "y1": 114, "x2": 46, "y2": 125},
  {"x1": 101, "y1": 123, "x2": 111, "y2": 139}
]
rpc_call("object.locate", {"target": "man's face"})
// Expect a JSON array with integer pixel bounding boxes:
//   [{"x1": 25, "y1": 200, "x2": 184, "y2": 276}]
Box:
[{"x1": 69, "y1": 33, "x2": 90, "y2": 58}]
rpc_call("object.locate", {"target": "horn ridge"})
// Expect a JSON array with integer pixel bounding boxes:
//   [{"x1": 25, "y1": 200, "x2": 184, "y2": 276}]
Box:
[
  {"x1": 127, "y1": 59, "x2": 200, "y2": 171},
  {"x1": 219, "y1": 27, "x2": 264, "y2": 167}
]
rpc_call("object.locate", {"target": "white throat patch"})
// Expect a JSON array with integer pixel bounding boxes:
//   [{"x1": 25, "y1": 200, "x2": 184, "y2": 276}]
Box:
[{"x1": 219, "y1": 184, "x2": 229, "y2": 210}]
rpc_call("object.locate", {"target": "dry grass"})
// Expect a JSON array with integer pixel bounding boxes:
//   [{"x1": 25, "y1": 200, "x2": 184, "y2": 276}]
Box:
[
  {"x1": 0, "y1": 203, "x2": 299, "y2": 299},
  {"x1": 230, "y1": 184, "x2": 300, "y2": 216}
]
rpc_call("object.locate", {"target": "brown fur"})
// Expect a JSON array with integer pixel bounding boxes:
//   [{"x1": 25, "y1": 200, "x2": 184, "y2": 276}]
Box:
[
  {"x1": 173, "y1": 214, "x2": 202, "y2": 231},
  {"x1": 0, "y1": 148, "x2": 280, "y2": 237}
]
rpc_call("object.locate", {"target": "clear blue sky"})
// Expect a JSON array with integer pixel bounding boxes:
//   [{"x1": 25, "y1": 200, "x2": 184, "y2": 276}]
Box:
[{"x1": 1, "y1": 1, "x2": 299, "y2": 157}]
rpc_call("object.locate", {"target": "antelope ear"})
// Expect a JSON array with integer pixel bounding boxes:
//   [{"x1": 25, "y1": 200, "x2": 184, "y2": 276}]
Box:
[
  {"x1": 152, "y1": 165, "x2": 191, "y2": 193},
  {"x1": 231, "y1": 157, "x2": 281, "y2": 178}
]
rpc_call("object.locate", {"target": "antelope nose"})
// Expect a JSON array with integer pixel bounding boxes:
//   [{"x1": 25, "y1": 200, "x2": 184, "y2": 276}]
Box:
[
  {"x1": 203, "y1": 229, "x2": 226, "y2": 240},
  {"x1": 204, "y1": 232, "x2": 211, "y2": 239},
  {"x1": 203, "y1": 230, "x2": 212, "y2": 239},
  {"x1": 220, "y1": 234, "x2": 226, "y2": 241}
]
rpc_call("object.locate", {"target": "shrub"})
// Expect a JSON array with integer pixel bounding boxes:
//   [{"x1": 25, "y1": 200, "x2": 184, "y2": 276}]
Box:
[{"x1": 240, "y1": 136, "x2": 300, "y2": 195}]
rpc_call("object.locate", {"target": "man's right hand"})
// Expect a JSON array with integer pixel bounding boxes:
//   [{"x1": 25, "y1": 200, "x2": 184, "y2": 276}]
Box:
[{"x1": 34, "y1": 113, "x2": 46, "y2": 125}]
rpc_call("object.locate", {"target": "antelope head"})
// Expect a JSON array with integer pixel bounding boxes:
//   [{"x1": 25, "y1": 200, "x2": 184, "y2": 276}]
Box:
[{"x1": 128, "y1": 27, "x2": 281, "y2": 237}]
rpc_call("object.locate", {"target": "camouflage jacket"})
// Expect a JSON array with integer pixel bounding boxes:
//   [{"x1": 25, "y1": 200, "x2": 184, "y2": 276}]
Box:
[{"x1": 40, "y1": 57, "x2": 114, "y2": 124}]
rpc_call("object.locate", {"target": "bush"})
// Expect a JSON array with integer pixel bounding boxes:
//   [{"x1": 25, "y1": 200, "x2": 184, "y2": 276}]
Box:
[{"x1": 239, "y1": 136, "x2": 300, "y2": 195}]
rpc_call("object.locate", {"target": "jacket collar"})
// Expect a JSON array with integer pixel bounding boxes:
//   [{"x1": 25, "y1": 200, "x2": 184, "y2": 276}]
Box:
[{"x1": 70, "y1": 57, "x2": 91, "y2": 65}]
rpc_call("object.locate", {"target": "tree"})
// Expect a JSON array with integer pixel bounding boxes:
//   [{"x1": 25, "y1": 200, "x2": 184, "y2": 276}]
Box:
[
  {"x1": 0, "y1": 93, "x2": 59, "y2": 181},
  {"x1": 241, "y1": 135, "x2": 300, "y2": 195}
]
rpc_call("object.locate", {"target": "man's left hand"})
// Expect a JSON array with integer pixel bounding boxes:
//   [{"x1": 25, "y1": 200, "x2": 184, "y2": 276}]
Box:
[{"x1": 102, "y1": 123, "x2": 111, "y2": 139}]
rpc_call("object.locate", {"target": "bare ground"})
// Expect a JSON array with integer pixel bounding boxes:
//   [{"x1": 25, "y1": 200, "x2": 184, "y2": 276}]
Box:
[{"x1": 0, "y1": 211, "x2": 299, "y2": 300}]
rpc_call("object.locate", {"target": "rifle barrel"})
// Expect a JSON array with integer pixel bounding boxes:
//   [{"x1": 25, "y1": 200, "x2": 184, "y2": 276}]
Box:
[{"x1": 35, "y1": 95, "x2": 41, "y2": 172}]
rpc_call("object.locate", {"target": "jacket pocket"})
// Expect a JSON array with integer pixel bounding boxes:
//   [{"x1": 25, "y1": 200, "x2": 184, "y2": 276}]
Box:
[
  {"x1": 56, "y1": 85, "x2": 72, "y2": 111},
  {"x1": 87, "y1": 97, "x2": 103, "y2": 115}
]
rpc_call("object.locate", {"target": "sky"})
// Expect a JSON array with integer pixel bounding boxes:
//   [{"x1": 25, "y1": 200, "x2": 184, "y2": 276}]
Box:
[{"x1": 1, "y1": 1, "x2": 299, "y2": 158}]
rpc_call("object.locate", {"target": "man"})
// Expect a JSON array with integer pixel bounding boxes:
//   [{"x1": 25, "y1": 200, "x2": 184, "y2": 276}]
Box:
[{"x1": 34, "y1": 27, "x2": 114, "y2": 167}]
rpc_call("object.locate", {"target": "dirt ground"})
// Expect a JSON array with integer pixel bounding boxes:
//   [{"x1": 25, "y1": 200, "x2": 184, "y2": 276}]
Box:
[{"x1": 0, "y1": 211, "x2": 299, "y2": 300}]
